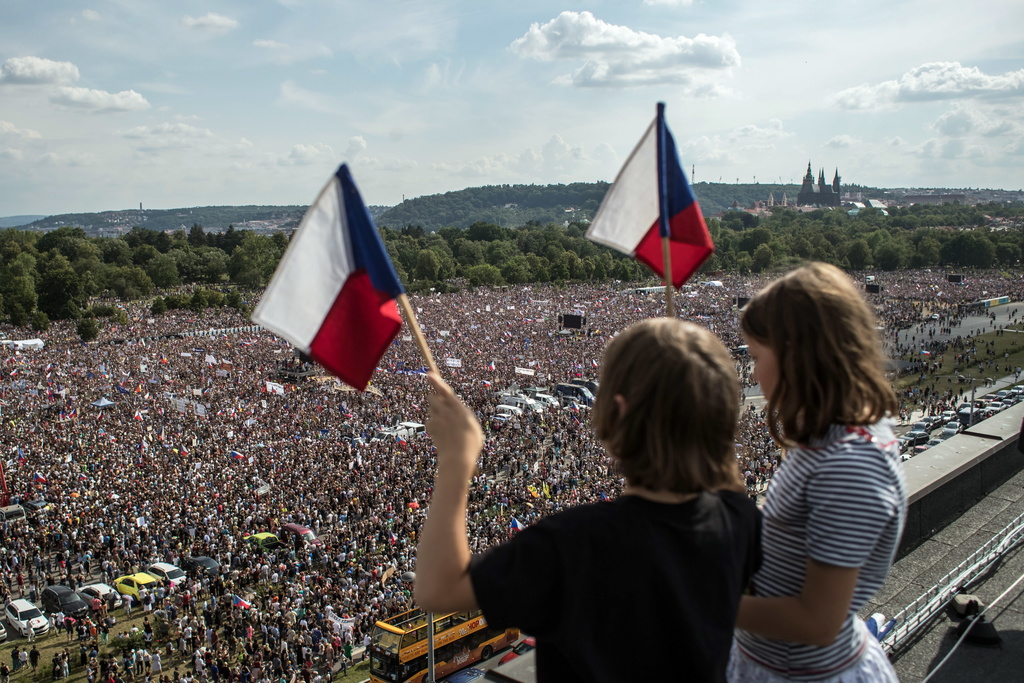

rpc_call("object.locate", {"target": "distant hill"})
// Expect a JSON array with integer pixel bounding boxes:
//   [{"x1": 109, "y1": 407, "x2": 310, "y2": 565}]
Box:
[
  {"x1": 6, "y1": 181, "x2": 1017, "y2": 236},
  {"x1": 0, "y1": 215, "x2": 47, "y2": 228},
  {"x1": 13, "y1": 205, "x2": 309, "y2": 235}
]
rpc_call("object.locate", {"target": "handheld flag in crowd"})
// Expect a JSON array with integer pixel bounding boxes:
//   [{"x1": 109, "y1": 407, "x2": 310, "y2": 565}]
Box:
[
  {"x1": 252, "y1": 164, "x2": 405, "y2": 391},
  {"x1": 510, "y1": 517, "x2": 526, "y2": 533},
  {"x1": 33, "y1": 472, "x2": 47, "y2": 484},
  {"x1": 586, "y1": 103, "x2": 713, "y2": 288},
  {"x1": 232, "y1": 594, "x2": 251, "y2": 610}
]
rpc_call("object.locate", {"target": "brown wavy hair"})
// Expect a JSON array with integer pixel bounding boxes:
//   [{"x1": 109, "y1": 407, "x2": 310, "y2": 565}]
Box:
[
  {"x1": 592, "y1": 318, "x2": 741, "y2": 494},
  {"x1": 741, "y1": 262, "x2": 897, "y2": 446}
]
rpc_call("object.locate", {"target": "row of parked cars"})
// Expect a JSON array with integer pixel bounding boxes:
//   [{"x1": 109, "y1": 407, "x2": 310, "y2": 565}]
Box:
[
  {"x1": 494, "y1": 381, "x2": 599, "y2": 419},
  {"x1": 899, "y1": 385, "x2": 1024, "y2": 456},
  {"x1": 0, "y1": 557, "x2": 224, "y2": 642}
]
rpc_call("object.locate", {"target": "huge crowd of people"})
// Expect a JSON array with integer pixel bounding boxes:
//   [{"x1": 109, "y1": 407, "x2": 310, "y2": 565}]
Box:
[{"x1": 0, "y1": 267, "x2": 1022, "y2": 683}]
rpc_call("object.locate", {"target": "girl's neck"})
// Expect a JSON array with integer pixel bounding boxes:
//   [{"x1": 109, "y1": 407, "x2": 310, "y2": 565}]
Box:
[{"x1": 622, "y1": 485, "x2": 700, "y2": 504}]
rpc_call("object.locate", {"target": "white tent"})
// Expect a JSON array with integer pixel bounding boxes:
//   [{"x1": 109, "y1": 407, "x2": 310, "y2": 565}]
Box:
[
  {"x1": 0, "y1": 338, "x2": 45, "y2": 350},
  {"x1": 91, "y1": 397, "x2": 115, "y2": 408}
]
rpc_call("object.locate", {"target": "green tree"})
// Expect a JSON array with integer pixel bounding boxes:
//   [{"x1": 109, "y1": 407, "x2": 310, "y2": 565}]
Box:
[
  {"x1": 846, "y1": 239, "x2": 873, "y2": 270},
  {"x1": 107, "y1": 265, "x2": 154, "y2": 300},
  {"x1": 146, "y1": 253, "x2": 180, "y2": 288},
  {"x1": 151, "y1": 297, "x2": 168, "y2": 315},
  {"x1": 30, "y1": 310, "x2": 49, "y2": 332},
  {"x1": 37, "y1": 251, "x2": 86, "y2": 320},
  {"x1": 415, "y1": 250, "x2": 441, "y2": 281},
  {"x1": 77, "y1": 316, "x2": 100, "y2": 342},
  {"x1": 228, "y1": 234, "x2": 279, "y2": 288},
  {"x1": 465, "y1": 264, "x2": 505, "y2": 287},
  {"x1": 751, "y1": 244, "x2": 774, "y2": 273}
]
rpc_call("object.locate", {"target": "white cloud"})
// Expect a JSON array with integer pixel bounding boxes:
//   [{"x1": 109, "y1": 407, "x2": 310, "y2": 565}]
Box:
[
  {"x1": 345, "y1": 136, "x2": 367, "y2": 157},
  {"x1": 279, "y1": 143, "x2": 335, "y2": 166},
  {"x1": 124, "y1": 122, "x2": 213, "y2": 140},
  {"x1": 81, "y1": 10, "x2": 100, "y2": 21},
  {"x1": 254, "y1": 39, "x2": 288, "y2": 50},
  {"x1": 0, "y1": 120, "x2": 41, "y2": 139},
  {"x1": 277, "y1": 81, "x2": 336, "y2": 113},
  {"x1": 0, "y1": 56, "x2": 80, "y2": 85},
  {"x1": 729, "y1": 119, "x2": 791, "y2": 141},
  {"x1": 826, "y1": 135, "x2": 860, "y2": 148},
  {"x1": 934, "y1": 107, "x2": 979, "y2": 137},
  {"x1": 510, "y1": 11, "x2": 739, "y2": 90},
  {"x1": 50, "y1": 86, "x2": 150, "y2": 112},
  {"x1": 0, "y1": 149, "x2": 24, "y2": 161},
  {"x1": 181, "y1": 13, "x2": 239, "y2": 34},
  {"x1": 834, "y1": 62, "x2": 1024, "y2": 111}
]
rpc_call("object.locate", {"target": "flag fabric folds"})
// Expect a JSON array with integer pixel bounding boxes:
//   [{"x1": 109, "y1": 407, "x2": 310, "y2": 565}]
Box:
[
  {"x1": 585, "y1": 104, "x2": 713, "y2": 288},
  {"x1": 510, "y1": 517, "x2": 526, "y2": 533},
  {"x1": 252, "y1": 164, "x2": 405, "y2": 391},
  {"x1": 232, "y1": 594, "x2": 251, "y2": 609}
]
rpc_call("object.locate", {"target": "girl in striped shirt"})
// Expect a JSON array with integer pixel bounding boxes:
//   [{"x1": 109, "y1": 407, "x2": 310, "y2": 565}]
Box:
[{"x1": 730, "y1": 263, "x2": 906, "y2": 682}]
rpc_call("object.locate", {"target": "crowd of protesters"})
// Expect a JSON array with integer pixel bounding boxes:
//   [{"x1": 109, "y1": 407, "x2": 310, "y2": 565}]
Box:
[{"x1": 0, "y1": 268, "x2": 1021, "y2": 682}]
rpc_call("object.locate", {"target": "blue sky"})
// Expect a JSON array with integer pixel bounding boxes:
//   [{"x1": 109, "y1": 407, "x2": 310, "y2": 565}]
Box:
[{"x1": 1, "y1": 0, "x2": 1022, "y2": 217}]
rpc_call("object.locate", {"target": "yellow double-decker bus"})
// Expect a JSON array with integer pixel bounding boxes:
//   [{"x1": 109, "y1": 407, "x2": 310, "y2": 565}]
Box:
[{"x1": 368, "y1": 608, "x2": 519, "y2": 683}]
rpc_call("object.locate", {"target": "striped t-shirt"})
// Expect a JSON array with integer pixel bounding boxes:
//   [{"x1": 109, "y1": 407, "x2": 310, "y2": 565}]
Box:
[{"x1": 734, "y1": 420, "x2": 907, "y2": 680}]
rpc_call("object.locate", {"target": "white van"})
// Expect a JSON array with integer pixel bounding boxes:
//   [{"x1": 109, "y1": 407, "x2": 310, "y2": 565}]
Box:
[
  {"x1": 496, "y1": 404, "x2": 523, "y2": 416},
  {"x1": 0, "y1": 505, "x2": 26, "y2": 523},
  {"x1": 500, "y1": 395, "x2": 544, "y2": 413},
  {"x1": 531, "y1": 393, "x2": 560, "y2": 408}
]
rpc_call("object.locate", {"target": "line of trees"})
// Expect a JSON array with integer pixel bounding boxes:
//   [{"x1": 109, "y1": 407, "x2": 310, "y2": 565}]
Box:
[{"x1": 1, "y1": 201, "x2": 1022, "y2": 333}]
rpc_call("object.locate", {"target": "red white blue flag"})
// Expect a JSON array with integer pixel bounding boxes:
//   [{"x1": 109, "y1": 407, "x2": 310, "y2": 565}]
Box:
[
  {"x1": 253, "y1": 164, "x2": 405, "y2": 391},
  {"x1": 586, "y1": 103, "x2": 713, "y2": 288},
  {"x1": 232, "y1": 594, "x2": 251, "y2": 609}
]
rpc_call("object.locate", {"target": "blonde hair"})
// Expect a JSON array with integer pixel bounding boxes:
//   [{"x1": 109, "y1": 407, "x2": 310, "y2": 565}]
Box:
[
  {"x1": 741, "y1": 262, "x2": 897, "y2": 446},
  {"x1": 592, "y1": 318, "x2": 740, "y2": 494}
]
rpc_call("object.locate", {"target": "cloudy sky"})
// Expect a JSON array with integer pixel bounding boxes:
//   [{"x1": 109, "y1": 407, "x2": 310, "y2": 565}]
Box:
[{"x1": 1, "y1": 0, "x2": 1022, "y2": 217}]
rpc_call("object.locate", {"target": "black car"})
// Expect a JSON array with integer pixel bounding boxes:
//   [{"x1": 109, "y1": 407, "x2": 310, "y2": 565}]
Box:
[
  {"x1": 41, "y1": 585, "x2": 90, "y2": 619},
  {"x1": 181, "y1": 556, "x2": 221, "y2": 579}
]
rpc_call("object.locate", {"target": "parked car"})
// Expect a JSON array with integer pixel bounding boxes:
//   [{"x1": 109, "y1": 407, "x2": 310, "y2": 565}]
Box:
[
  {"x1": 113, "y1": 572, "x2": 160, "y2": 601},
  {"x1": 0, "y1": 619, "x2": 7, "y2": 642},
  {"x1": 41, "y1": 585, "x2": 90, "y2": 619},
  {"x1": 6, "y1": 599, "x2": 49, "y2": 638},
  {"x1": 925, "y1": 438, "x2": 946, "y2": 447},
  {"x1": 899, "y1": 431, "x2": 929, "y2": 451},
  {"x1": 499, "y1": 636, "x2": 536, "y2": 664},
  {"x1": 146, "y1": 562, "x2": 188, "y2": 588},
  {"x1": 280, "y1": 522, "x2": 323, "y2": 547},
  {"x1": 910, "y1": 421, "x2": 933, "y2": 434},
  {"x1": 78, "y1": 582, "x2": 123, "y2": 611},
  {"x1": 180, "y1": 556, "x2": 221, "y2": 579},
  {"x1": 247, "y1": 532, "x2": 286, "y2": 552}
]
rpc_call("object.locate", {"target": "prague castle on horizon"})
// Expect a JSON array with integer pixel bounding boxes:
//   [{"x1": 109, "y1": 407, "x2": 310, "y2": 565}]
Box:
[{"x1": 797, "y1": 162, "x2": 841, "y2": 208}]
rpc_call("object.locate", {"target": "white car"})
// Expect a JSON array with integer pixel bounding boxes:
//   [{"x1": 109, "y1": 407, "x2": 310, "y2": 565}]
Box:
[
  {"x1": 79, "y1": 582, "x2": 123, "y2": 611},
  {"x1": 146, "y1": 562, "x2": 187, "y2": 588},
  {"x1": 6, "y1": 598, "x2": 49, "y2": 638}
]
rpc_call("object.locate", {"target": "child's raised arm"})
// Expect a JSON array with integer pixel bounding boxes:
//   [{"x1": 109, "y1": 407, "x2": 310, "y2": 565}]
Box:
[{"x1": 413, "y1": 372, "x2": 483, "y2": 614}]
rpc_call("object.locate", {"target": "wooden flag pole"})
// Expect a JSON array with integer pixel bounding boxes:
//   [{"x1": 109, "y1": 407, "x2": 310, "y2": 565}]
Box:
[
  {"x1": 661, "y1": 237, "x2": 676, "y2": 318},
  {"x1": 397, "y1": 293, "x2": 439, "y2": 375}
]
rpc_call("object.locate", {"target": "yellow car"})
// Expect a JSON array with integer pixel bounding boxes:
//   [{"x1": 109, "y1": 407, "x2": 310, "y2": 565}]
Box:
[
  {"x1": 247, "y1": 532, "x2": 286, "y2": 552},
  {"x1": 113, "y1": 573, "x2": 160, "y2": 601}
]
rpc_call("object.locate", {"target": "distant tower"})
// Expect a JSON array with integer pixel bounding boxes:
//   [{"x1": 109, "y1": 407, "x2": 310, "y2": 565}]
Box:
[
  {"x1": 832, "y1": 169, "x2": 841, "y2": 195},
  {"x1": 140, "y1": 202, "x2": 143, "y2": 211}
]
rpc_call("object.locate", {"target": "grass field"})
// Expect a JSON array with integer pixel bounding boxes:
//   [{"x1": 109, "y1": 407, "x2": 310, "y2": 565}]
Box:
[{"x1": 892, "y1": 324, "x2": 1024, "y2": 394}]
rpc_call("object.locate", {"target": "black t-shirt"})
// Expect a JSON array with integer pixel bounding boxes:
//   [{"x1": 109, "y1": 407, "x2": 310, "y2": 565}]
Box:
[{"x1": 470, "y1": 491, "x2": 761, "y2": 682}]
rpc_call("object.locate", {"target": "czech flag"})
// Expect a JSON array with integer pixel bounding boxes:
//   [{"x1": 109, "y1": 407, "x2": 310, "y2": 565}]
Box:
[
  {"x1": 252, "y1": 164, "x2": 405, "y2": 392},
  {"x1": 232, "y1": 594, "x2": 251, "y2": 609},
  {"x1": 230, "y1": 450, "x2": 245, "y2": 460},
  {"x1": 33, "y1": 472, "x2": 47, "y2": 484},
  {"x1": 586, "y1": 102, "x2": 713, "y2": 288},
  {"x1": 487, "y1": 362, "x2": 495, "y2": 372},
  {"x1": 509, "y1": 517, "x2": 526, "y2": 533}
]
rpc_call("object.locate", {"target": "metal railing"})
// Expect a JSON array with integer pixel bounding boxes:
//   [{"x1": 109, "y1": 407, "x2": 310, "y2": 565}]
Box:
[{"x1": 881, "y1": 511, "x2": 1024, "y2": 654}]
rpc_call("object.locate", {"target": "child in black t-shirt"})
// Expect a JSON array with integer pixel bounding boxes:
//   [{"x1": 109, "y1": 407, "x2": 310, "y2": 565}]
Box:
[{"x1": 416, "y1": 318, "x2": 761, "y2": 682}]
